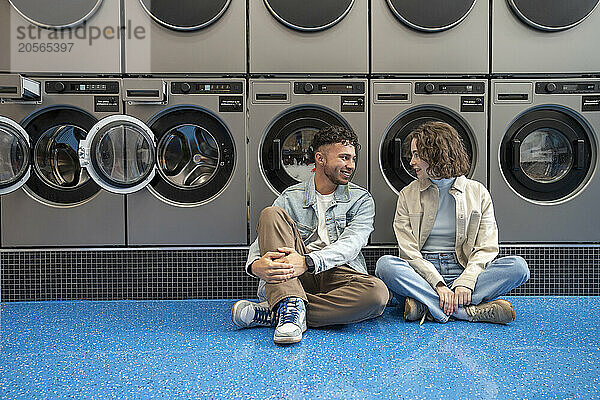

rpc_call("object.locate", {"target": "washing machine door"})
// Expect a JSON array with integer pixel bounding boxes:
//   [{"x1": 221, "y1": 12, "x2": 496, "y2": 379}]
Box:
[
  {"x1": 261, "y1": 106, "x2": 351, "y2": 193},
  {"x1": 500, "y1": 106, "x2": 595, "y2": 202},
  {"x1": 264, "y1": 0, "x2": 355, "y2": 31},
  {"x1": 147, "y1": 106, "x2": 236, "y2": 206},
  {"x1": 9, "y1": 0, "x2": 103, "y2": 29},
  {"x1": 21, "y1": 106, "x2": 102, "y2": 206},
  {"x1": 386, "y1": 0, "x2": 476, "y2": 32},
  {"x1": 508, "y1": 0, "x2": 599, "y2": 31},
  {"x1": 380, "y1": 105, "x2": 476, "y2": 192},
  {"x1": 140, "y1": 0, "x2": 231, "y2": 31},
  {"x1": 80, "y1": 115, "x2": 156, "y2": 194},
  {"x1": 0, "y1": 116, "x2": 30, "y2": 195}
]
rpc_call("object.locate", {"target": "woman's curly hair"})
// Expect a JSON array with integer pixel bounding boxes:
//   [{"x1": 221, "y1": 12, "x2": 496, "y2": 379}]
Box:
[{"x1": 406, "y1": 121, "x2": 470, "y2": 179}]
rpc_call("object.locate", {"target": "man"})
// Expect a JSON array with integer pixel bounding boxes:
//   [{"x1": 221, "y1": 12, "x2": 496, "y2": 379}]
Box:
[{"x1": 231, "y1": 126, "x2": 389, "y2": 344}]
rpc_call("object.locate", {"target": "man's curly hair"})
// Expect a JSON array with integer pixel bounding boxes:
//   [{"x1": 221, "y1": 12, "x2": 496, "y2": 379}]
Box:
[
  {"x1": 406, "y1": 121, "x2": 470, "y2": 179},
  {"x1": 309, "y1": 125, "x2": 361, "y2": 161}
]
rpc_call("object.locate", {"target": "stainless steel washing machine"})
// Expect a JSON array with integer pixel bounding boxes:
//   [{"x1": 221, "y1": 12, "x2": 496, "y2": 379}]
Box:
[
  {"x1": 371, "y1": 0, "x2": 488, "y2": 75},
  {"x1": 490, "y1": 78, "x2": 599, "y2": 243},
  {"x1": 248, "y1": 78, "x2": 368, "y2": 241},
  {"x1": 0, "y1": 0, "x2": 121, "y2": 74},
  {"x1": 249, "y1": 0, "x2": 367, "y2": 75},
  {"x1": 370, "y1": 79, "x2": 488, "y2": 244},
  {"x1": 124, "y1": 0, "x2": 245, "y2": 75},
  {"x1": 492, "y1": 0, "x2": 600, "y2": 74},
  {"x1": 0, "y1": 74, "x2": 125, "y2": 247},
  {"x1": 76, "y1": 78, "x2": 247, "y2": 245}
]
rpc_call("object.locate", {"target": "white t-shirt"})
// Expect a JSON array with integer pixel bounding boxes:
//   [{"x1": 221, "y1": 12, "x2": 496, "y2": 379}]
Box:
[{"x1": 306, "y1": 191, "x2": 335, "y2": 252}]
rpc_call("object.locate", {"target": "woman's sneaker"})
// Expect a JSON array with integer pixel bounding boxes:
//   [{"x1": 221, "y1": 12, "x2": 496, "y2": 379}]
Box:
[
  {"x1": 465, "y1": 299, "x2": 516, "y2": 324},
  {"x1": 274, "y1": 297, "x2": 306, "y2": 344},
  {"x1": 231, "y1": 300, "x2": 275, "y2": 328}
]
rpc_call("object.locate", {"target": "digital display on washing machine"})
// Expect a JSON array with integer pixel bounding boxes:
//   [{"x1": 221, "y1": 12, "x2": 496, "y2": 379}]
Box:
[{"x1": 45, "y1": 81, "x2": 120, "y2": 94}]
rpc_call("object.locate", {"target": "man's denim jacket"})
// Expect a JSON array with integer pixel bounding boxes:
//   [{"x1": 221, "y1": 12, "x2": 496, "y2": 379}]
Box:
[{"x1": 245, "y1": 175, "x2": 375, "y2": 301}]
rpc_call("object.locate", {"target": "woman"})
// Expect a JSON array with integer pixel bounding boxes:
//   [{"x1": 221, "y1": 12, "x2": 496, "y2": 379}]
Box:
[{"x1": 375, "y1": 121, "x2": 529, "y2": 324}]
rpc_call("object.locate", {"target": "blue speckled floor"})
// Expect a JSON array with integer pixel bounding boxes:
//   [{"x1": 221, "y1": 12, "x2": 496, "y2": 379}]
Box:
[{"x1": 1, "y1": 297, "x2": 599, "y2": 399}]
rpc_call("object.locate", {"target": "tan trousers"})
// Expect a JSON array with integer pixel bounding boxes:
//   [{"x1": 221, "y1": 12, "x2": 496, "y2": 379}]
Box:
[{"x1": 258, "y1": 206, "x2": 389, "y2": 328}]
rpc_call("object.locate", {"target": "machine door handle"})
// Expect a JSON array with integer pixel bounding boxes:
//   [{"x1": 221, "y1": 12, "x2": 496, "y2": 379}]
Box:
[
  {"x1": 512, "y1": 139, "x2": 521, "y2": 171},
  {"x1": 575, "y1": 139, "x2": 585, "y2": 170},
  {"x1": 394, "y1": 138, "x2": 403, "y2": 171},
  {"x1": 272, "y1": 139, "x2": 281, "y2": 171}
]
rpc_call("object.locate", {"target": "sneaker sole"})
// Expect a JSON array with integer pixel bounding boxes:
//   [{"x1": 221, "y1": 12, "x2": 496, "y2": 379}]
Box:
[{"x1": 231, "y1": 300, "x2": 249, "y2": 328}]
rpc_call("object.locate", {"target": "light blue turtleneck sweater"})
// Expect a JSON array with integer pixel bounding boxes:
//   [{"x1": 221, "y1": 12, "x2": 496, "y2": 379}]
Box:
[{"x1": 422, "y1": 177, "x2": 456, "y2": 253}]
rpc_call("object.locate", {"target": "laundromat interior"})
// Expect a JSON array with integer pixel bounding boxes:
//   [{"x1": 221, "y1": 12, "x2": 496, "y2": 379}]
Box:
[{"x1": 1, "y1": 1, "x2": 599, "y2": 399}]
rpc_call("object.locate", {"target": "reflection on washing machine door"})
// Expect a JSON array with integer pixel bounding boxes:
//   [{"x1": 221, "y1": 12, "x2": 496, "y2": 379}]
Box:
[
  {"x1": 500, "y1": 106, "x2": 595, "y2": 202},
  {"x1": 148, "y1": 106, "x2": 236, "y2": 206},
  {"x1": 81, "y1": 115, "x2": 156, "y2": 194},
  {"x1": 140, "y1": 0, "x2": 231, "y2": 31},
  {"x1": 261, "y1": 106, "x2": 351, "y2": 194},
  {"x1": 380, "y1": 105, "x2": 475, "y2": 192},
  {"x1": 9, "y1": 0, "x2": 103, "y2": 28},
  {"x1": 386, "y1": 0, "x2": 476, "y2": 32},
  {"x1": 508, "y1": 0, "x2": 599, "y2": 31},
  {"x1": 0, "y1": 116, "x2": 30, "y2": 195},
  {"x1": 22, "y1": 107, "x2": 101, "y2": 206},
  {"x1": 264, "y1": 0, "x2": 354, "y2": 31}
]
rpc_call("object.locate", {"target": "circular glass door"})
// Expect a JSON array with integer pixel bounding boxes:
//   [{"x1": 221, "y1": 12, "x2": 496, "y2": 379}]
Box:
[
  {"x1": 264, "y1": 0, "x2": 354, "y2": 31},
  {"x1": 387, "y1": 0, "x2": 476, "y2": 32},
  {"x1": 140, "y1": 0, "x2": 231, "y2": 31},
  {"x1": 22, "y1": 107, "x2": 100, "y2": 206},
  {"x1": 500, "y1": 106, "x2": 595, "y2": 202},
  {"x1": 508, "y1": 0, "x2": 599, "y2": 31},
  {"x1": 261, "y1": 106, "x2": 351, "y2": 193},
  {"x1": 9, "y1": 0, "x2": 102, "y2": 28},
  {"x1": 148, "y1": 106, "x2": 236, "y2": 206},
  {"x1": 82, "y1": 115, "x2": 156, "y2": 194},
  {"x1": 380, "y1": 106, "x2": 476, "y2": 193},
  {"x1": 0, "y1": 117, "x2": 30, "y2": 195}
]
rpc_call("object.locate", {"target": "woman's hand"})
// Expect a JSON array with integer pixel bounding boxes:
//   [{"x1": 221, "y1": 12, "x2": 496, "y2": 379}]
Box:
[
  {"x1": 454, "y1": 286, "x2": 472, "y2": 311},
  {"x1": 435, "y1": 283, "x2": 455, "y2": 316}
]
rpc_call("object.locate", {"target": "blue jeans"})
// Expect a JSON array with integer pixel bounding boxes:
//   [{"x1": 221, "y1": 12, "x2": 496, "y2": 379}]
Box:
[{"x1": 375, "y1": 253, "x2": 530, "y2": 322}]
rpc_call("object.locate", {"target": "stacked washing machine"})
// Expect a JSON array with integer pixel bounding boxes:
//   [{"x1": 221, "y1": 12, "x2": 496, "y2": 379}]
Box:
[
  {"x1": 0, "y1": 0, "x2": 248, "y2": 247},
  {"x1": 490, "y1": 1, "x2": 600, "y2": 243},
  {"x1": 0, "y1": 0, "x2": 125, "y2": 247},
  {"x1": 248, "y1": 1, "x2": 369, "y2": 240},
  {"x1": 369, "y1": 0, "x2": 489, "y2": 244}
]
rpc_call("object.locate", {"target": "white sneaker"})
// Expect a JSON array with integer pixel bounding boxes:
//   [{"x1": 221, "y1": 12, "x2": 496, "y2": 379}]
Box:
[
  {"x1": 273, "y1": 297, "x2": 306, "y2": 344},
  {"x1": 231, "y1": 300, "x2": 274, "y2": 328}
]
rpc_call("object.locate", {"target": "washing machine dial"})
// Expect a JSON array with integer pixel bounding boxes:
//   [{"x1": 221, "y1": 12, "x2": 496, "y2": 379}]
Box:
[
  {"x1": 424, "y1": 83, "x2": 435, "y2": 93},
  {"x1": 304, "y1": 83, "x2": 314, "y2": 93},
  {"x1": 54, "y1": 82, "x2": 65, "y2": 93},
  {"x1": 545, "y1": 83, "x2": 557, "y2": 93},
  {"x1": 181, "y1": 83, "x2": 191, "y2": 93}
]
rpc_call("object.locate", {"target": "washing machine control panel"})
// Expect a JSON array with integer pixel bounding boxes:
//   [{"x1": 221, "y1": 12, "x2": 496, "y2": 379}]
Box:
[
  {"x1": 171, "y1": 82, "x2": 244, "y2": 94},
  {"x1": 535, "y1": 82, "x2": 600, "y2": 94},
  {"x1": 294, "y1": 82, "x2": 365, "y2": 94},
  {"x1": 415, "y1": 82, "x2": 485, "y2": 94},
  {"x1": 45, "y1": 81, "x2": 119, "y2": 94}
]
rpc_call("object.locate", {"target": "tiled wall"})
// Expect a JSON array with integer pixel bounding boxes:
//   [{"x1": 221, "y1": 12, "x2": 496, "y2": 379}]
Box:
[{"x1": 2, "y1": 246, "x2": 598, "y2": 302}]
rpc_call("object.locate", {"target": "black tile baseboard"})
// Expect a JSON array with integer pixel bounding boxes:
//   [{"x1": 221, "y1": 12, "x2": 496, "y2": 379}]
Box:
[{"x1": 1, "y1": 245, "x2": 598, "y2": 302}]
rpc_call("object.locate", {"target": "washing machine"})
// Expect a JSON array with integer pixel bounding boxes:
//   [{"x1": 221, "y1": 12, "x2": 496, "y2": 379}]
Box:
[
  {"x1": 0, "y1": 74, "x2": 125, "y2": 247},
  {"x1": 490, "y1": 78, "x2": 599, "y2": 243},
  {"x1": 249, "y1": 0, "x2": 368, "y2": 75},
  {"x1": 0, "y1": 0, "x2": 121, "y2": 74},
  {"x1": 371, "y1": 0, "x2": 488, "y2": 75},
  {"x1": 370, "y1": 79, "x2": 488, "y2": 244},
  {"x1": 248, "y1": 78, "x2": 368, "y2": 241},
  {"x1": 75, "y1": 78, "x2": 247, "y2": 245},
  {"x1": 492, "y1": 0, "x2": 600, "y2": 74},
  {"x1": 124, "y1": 0, "x2": 245, "y2": 75}
]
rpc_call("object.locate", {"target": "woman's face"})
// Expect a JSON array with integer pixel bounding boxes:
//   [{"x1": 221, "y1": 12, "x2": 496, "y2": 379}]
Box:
[{"x1": 410, "y1": 138, "x2": 430, "y2": 180}]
